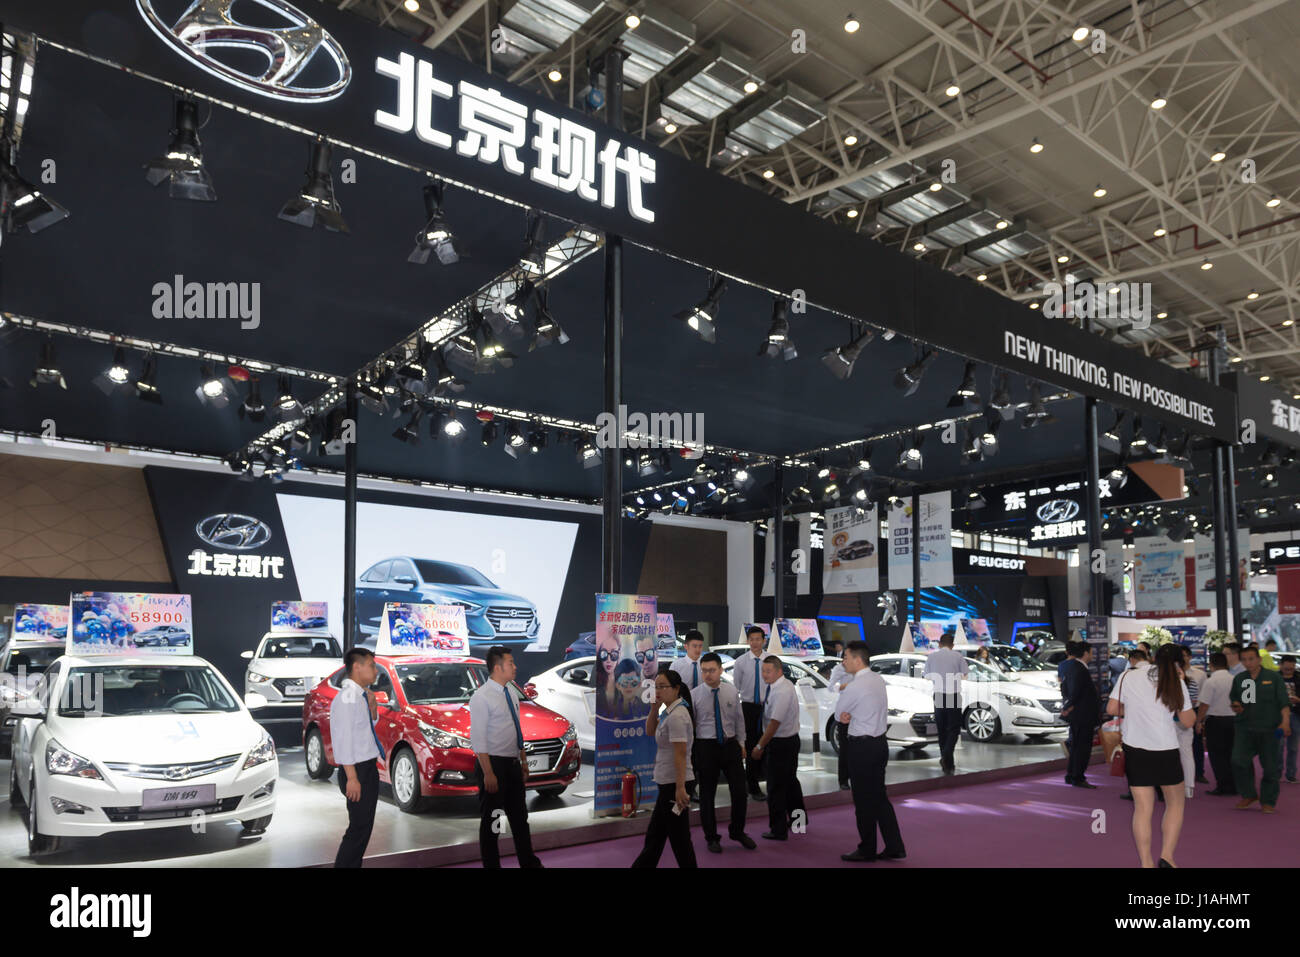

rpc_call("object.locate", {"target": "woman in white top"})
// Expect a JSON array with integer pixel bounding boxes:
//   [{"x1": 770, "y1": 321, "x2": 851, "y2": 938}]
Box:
[
  {"x1": 631, "y1": 669, "x2": 697, "y2": 868},
  {"x1": 1107, "y1": 643, "x2": 1196, "y2": 868}
]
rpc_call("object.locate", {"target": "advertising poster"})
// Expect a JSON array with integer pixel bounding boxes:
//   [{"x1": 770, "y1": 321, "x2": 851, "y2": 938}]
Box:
[
  {"x1": 1280, "y1": 566, "x2": 1300, "y2": 616},
  {"x1": 1083, "y1": 616, "x2": 1112, "y2": 697},
  {"x1": 1133, "y1": 540, "x2": 1187, "y2": 613},
  {"x1": 822, "y1": 505, "x2": 880, "y2": 593},
  {"x1": 962, "y1": 618, "x2": 992, "y2": 645},
  {"x1": 68, "y1": 593, "x2": 193, "y2": 656},
  {"x1": 13, "y1": 603, "x2": 69, "y2": 640},
  {"x1": 887, "y1": 492, "x2": 954, "y2": 589},
  {"x1": 375, "y1": 602, "x2": 470, "y2": 655},
  {"x1": 1167, "y1": 625, "x2": 1208, "y2": 669},
  {"x1": 593, "y1": 593, "x2": 658, "y2": 817},
  {"x1": 270, "y1": 601, "x2": 329, "y2": 634},
  {"x1": 771, "y1": 618, "x2": 822, "y2": 658},
  {"x1": 739, "y1": 622, "x2": 770, "y2": 644},
  {"x1": 655, "y1": 613, "x2": 677, "y2": 660},
  {"x1": 1193, "y1": 530, "x2": 1252, "y2": 606},
  {"x1": 912, "y1": 621, "x2": 946, "y2": 653}
]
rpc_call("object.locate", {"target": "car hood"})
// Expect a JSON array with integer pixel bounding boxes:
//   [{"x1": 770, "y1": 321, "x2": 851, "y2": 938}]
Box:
[
  {"x1": 1008, "y1": 672, "x2": 1060, "y2": 690},
  {"x1": 248, "y1": 658, "x2": 340, "y2": 680},
  {"x1": 885, "y1": 682, "x2": 940, "y2": 712},
  {"x1": 52, "y1": 711, "x2": 263, "y2": 765},
  {"x1": 409, "y1": 700, "x2": 572, "y2": 740},
  {"x1": 413, "y1": 584, "x2": 533, "y2": 606}
]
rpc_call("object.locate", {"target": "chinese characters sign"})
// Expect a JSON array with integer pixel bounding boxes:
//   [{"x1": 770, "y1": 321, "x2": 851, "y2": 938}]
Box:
[
  {"x1": 822, "y1": 506, "x2": 880, "y2": 593},
  {"x1": 888, "y1": 492, "x2": 954, "y2": 589},
  {"x1": 68, "y1": 592, "x2": 193, "y2": 656},
  {"x1": 593, "y1": 593, "x2": 658, "y2": 816},
  {"x1": 187, "y1": 549, "x2": 285, "y2": 579}
]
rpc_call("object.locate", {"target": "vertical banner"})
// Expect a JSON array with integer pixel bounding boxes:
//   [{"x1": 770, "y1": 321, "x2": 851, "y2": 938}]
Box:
[
  {"x1": 796, "y1": 514, "x2": 812, "y2": 595},
  {"x1": 1084, "y1": 615, "x2": 1112, "y2": 697},
  {"x1": 1133, "y1": 539, "x2": 1188, "y2": 613},
  {"x1": 374, "y1": 602, "x2": 470, "y2": 655},
  {"x1": 1194, "y1": 530, "x2": 1252, "y2": 605},
  {"x1": 887, "y1": 492, "x2": 954, "y2": 589},
  {"x1": 761, "y1": 519, "x2": 775, "y2": 598},
  {"x1": 822, "y1": 506, "x2": 880, "y2": 593},
  {"x1": 770, "y1": 619, "x2": 823, "y2": 657},
  {"x1": 1278, "y1": 566, "x2": 1300, "y2": 616},
  {"x1": 593, "y1": 593, "x2": 658, "y2": 817},
  {"x1": 68, "y1": 593, "x2": 193, "y2": 655},
  {"x1": 13, "y1": 603, "x2": 69, "y2": 639}
]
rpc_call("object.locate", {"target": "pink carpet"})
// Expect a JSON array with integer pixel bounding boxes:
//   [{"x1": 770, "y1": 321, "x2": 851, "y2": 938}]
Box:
[{"x1": 450, "y1": 769, "x2": 1296, "y2": 868}]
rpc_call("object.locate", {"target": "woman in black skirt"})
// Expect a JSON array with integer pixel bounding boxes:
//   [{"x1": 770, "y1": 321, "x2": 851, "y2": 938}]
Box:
[{"x1": 1107, "y1": 643, "x2": 1196, "y2": 867}]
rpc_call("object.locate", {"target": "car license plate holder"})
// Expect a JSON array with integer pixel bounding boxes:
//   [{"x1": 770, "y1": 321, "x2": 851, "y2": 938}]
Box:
[
  {"x1": 527, "y1": 754, "x2": 549, "y2": 772},
  {"x1": 498, "y1": 619, "x2": 528, "y2": 633},
  {"x1": 288, "y1": 679, "x2": 308, "y2": 695},
  {"x1": 926, "y1": 723, "x2": 938, "y2": 736},
  {"x1": 141, "y1": 783, "x2": 215, "y2": 810}
]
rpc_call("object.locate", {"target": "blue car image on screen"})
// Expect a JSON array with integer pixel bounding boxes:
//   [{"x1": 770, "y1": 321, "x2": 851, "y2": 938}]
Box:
[
  {"x1": 133, "y1": 625, "x2": 192, "y2": 647},
  {"x1": 355, "y1": 557, "x2": 540, "y2": 646}
]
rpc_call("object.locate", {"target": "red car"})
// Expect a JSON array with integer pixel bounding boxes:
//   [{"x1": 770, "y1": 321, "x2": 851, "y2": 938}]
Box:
[{"x1": 301, "y1": 654, "x2": 579, "y2": 812}]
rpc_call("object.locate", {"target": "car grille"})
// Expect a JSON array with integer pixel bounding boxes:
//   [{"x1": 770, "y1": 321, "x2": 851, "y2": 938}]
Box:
[
  {"x1": 910, "y1": 713, "x2": 935, "y2": 736},
  {"x1": 1039, "y1": 699, "x2": 1063, "y2": 713},
  {"x1": 486, "y1": 605, "x2": 535, "y2": 633},
  {"x1": 273, "y1": 677, "x2": 312, "y2": 698},
  {"x1": 102, "y1": 754, "x2": 241, "y2": 781},
  {"x1": 102, "y1": 796, "x2": 242, "y2": 823},
  {"x1": 524, "y1": 737, "x2": 564, "y2": 772}
]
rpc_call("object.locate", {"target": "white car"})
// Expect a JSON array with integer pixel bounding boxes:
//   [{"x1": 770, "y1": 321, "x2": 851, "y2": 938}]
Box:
[
  {"x1": 8, "y1": 654, "x2": 277, "y2": 856},
  {"x1": 954, "y1": 643, "x2": 1061, "y2": 691},
  {"x1": 241, "y1": 632, "x2": 343, "y2": 720},
  {"x1": 867, "y1": 653, "x2": 1067, "y2": 742},
  {"x1": 713, "y1": 646, "x2": 940, "y2": 751},
  {"x1": 1, "y1": 638, "x2": 64, "y2": 759}
]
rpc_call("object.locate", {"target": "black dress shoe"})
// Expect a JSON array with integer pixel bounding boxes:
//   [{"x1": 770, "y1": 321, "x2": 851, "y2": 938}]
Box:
[
  {"x1": 1158, "y1": 859, "x2": 1173, "y2": 868},
  {"x1": 840, "y1": 849, "x2": 877, "y2": 862},
  {"x1": 1195, "y1": 775, "x2": 1210, "y2": 784},
  {"x1": 1071, "y1": 780, "x2": 1099, "y2": 789},
  {"x1": 706, "y1": 840, "x2": 722, "y2": 854},
  {"x1": 839, "y1": 783, "x2": 852, "y2": 791},
  {"x1": 881, "y1": 849, "x2": 907, "y2": 860},
  {"x1": 735, "y1": 833, "x2": 757, "y2": 850},
  {"x1": 1206, "y1": 788, "x2": 1237, "y2": 796},
  {"x1": 761, "y1": 831, "x2": 787, "y2": 841},
  {"x1": 750, "y1": 790, "x2": 767, "y2": 801}
]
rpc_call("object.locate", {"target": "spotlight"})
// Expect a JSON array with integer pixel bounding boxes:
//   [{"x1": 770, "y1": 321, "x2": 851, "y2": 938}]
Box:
[
  {"x1": 1210, "y1": 150, "x2": 1226, "y2": 163},
  {"x1": 409, "y1": 181, "x2": 460, "y2": 264},
  {"x1": 519, "y1": 211, "x2": 547, "y2": 276},
  {"x1": 625, "y1": 12, "x2": 641, "y2": 28},
  {"x1": 136, "y1": 354, "x2": 162, "y2": 404},
  {"x1": 1107, "y1": 462, "x2": 1128, "y2": 488},
  {"x1": 1129, "y1": 417, "x2": 1149, "y2": 451},
  {"x1": 237, "y1": 377, "x2": 266, "y2": 422},
  {"x1": 441, "y1": 412, "x2": 465, "y2": 438},
  {"x1": 1266, "y1": 194, "x2": 1281, "y2": 208},
  {"x1": 396, "y1": 344, "x2": 431, "y2": 394},
  {"x1": 475, "y1": 318, "x2": 517, "y2": 370},
  {"x1": 527, "y1": 426, "x2": 547, "y2": 453},
  {"x1": 967, "y1": 490, "x2": 987, "y2": 510},
  {"x1": 321, "y1": 409, "x2": 349, "y2": 455},
  {"x1": 1100, "y1": 410, "x2": 1126, "y2": 453},
  {"x1": 674, "y1": 271, "x2": 726, "y2": 343},
  {"x1": 1149, "y1": 94, "x2": 1167, "y2": 110},
  {"x1": 279, "y1": 137, "x2": 347, "y2": 231},
  {"x1": 275, "y1": 374, "x2": 302, "y2": 419},
  {"x1": 989, "y1": 372, "x2": 1013, "y2": 418},
  {"x1": 391, "y1": 409, "x2": 422, "y2": 444},
  {"x1": 1029, "y1": 137, "x2": 1044, "y2": 153},
  {"x1": 94, "y1": 347, "x2": 133, "y2": 396},
  {"x1": 1021, "y1": 382, "x2": 1050, "y2": 427},
  {"x1": 898, "y1": 435, "x2": 923, "y2": 471},
  {"x1": 480, "y1": 420, "x2": 499, "y2": 447},
  {"x1": 637, "y1": 453, "x2": 659, "y2": 477},
  {"x1": 530, "y1": 287, "x2": 569, "y2": 350},
  {"x1": 195, "y1": 362, "x2": 233, "y2": 408},
  {"x1": 945, "y1": 84, "x2": 960, "y2": 97},
  {"x1": 844, "y1": 13, "x2": 860, "y2": 33},
  {"x1": 443, "y1": 324, "x2": 481, "y2": 375},
  {"x1": 744, "y1": 79, "x2": 760, "y2": 94},
  {"x1": 1199, "y1": 258, "x2": 1213, "y2": 270},
  {"x1": 1093, "y1": 184, "x2": 1107, "y2": 198},
  {"x1": 1152, "y1": 427, "x2": 1169, "y2": 456},
  {"x1": 144, "y1": 99, "x2": 216, "y2": 201},
  {"x1": 844, "y1": 134, "x2": 858, "y2": 146},
  {"x1": 961, "y1": 423, "x2": 983, "y2": 463},
  {"x1": 946, "y1": 360, "x2": 981, "y2": 408},
  {"x1": 1261, "y1": 443, "x2": 1282, "y2": 468},
  {"x1": 821, "y1": 328, "x2": 873, "y2": 380},
  {"x1": 578, "y1": 441, "x2": 602, "y2": 468},
  {"x1": 759, "y1": 300, "x2": 797, "y2": 360},
  {"x1": 1261, "y1": 470, "x2": 1279, "y2": 489},
  {"x1": 548, "y1": 68, "x2": 562, "y2": 82},
  {"x1": 894, "y1": 349, "x2": 936, "y2": 396},
  {"x1": 1072, "y1": 24, "x2": 1090, "y2": 42},
  {"x1": 734, "y1": 467, "x2": 750, "y2": 484},
  {"x1": 1, "y1": 138, "x2": 70, "y2": 235},
  {"x1": 978, "y1": 415, "x2": 1000, "y2": 456}
]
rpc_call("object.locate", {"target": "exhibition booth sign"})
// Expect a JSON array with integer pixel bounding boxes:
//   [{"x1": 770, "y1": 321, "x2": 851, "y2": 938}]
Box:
[
  {"x1": 67, "y1": 592, "x2": 193, "y2": 656},
  {"x1": 13, "y1": 603, "x2": 69, "y2": 640}
]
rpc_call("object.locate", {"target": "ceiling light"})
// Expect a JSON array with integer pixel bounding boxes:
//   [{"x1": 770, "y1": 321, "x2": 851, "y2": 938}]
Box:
[
  {"x1": 845, "y1": 208, "x2": 859, "y2": 218},
  {"x1": 409, "y1": 181, "x2": 460, "y2": 265},
  {"x1": 674, "y1": 271, "x2": 726, "y2": 343},
  {"x1": 844, "y1": 134, "x2": 858, "y2": 146},
  {"x1": 913, "y1": 241, "x2": 926, "y2": 251},
  {"x1": 1072, "y1": 25, "x2": 1090, "y2": 42},
  {"x1": 844, "y1": 14, "x2": 860, "y2": 33},
  {"x1": 743, "y1": 79, "x2": 759, "y2": 94},
  {"x1": 1200, "y1": 258, "x2": 1213, "y2": 270},
  {"x1": 821, "y1": 328, "x2": 873, "y2": 380},
  {"x1": 548, "y1": 68, "x2": 562, "y2": 82},
  {"x1": 976, "y1": 273, "x2": 987, "y2": 282},
  {"x1": 1093, "y1": 185, "x2": 1107, "y2": 198},
  {"x1": 1261, "y1": 374, "x2": 1271, "y2": 382},
  {"x1": 403, "y1": 0, "x2": 419, "y2": 10},
  {"x1": 1246, "y1": 289, "x2": 1259, "y2": 300},
  {"x1": 144, "y1": 98, "x2": 216, "y2": 201},
  {"x1": 279, "y1": 137, "x2": 346, "y2": 232},
  {"x1": 945, "y1": 84, "x2": 960, "y2": 97},
  {"x1": 135, "y1": 355, "x2": 162, "y2": 404},
  {"x1": 1, "y1": 138, "x2": 70, "y2": 234},
  {"x1": 275, "y1": 374, "x2": 302, "y2": 419},
  {"x1": 928, "y1": 182, "x2": 942, "y2": 192},
  {"x1": 762, "y1": 168, "x2": 775, "y2": 179},
  {"x1": 1230, "y1": 355, "x2": 1243, "y2": 363},
  {"x1": 1156, "y1": 311, "x2": 1168, "y2": 319},
  {"x1": 1028, "y1": 301, "x2": 1040, "y2": 309},
  {"x1": 663, "y1": 122, "x2": 678, "y2": 134},
  {"x1": 1266, "y1": 194, "x2": 1281, "y2": 208},
  {"x1": 894, "y1": 349, "x2": 936, "y2": 396},
  {"x1": 760, "y1": 299, "x2": 797, "y2": 360},
  {"x1": 1029, "y1": 138, "x2": 1044, "y2": 153},
  {"x1": 519, "y1": 211, "x2": 547, "y2": 275},
  {"x1": 995, "y1": 219, "x2": 1009, "y2": 229},
  {"x1": 946, "y1": 360, "x2": 981, "y2": 408},
  {"x1": 1210, "y1": 150, "x2": 1226, "y2": 163},
  {"x1": 195, "y1": 362, "x2": 232, "y2": 408},
  {"x1": 1153, "y1": 227, "x2": 1167, "y2": 237},
  {"x1": 1056, "y1": 254, "x2": 1069, "y2": 264},
  {"x1": 1150, "y1": 94, "x2": 1167, "y2": 110},
  {"x1": 625, "y1": 12, "x2": 641, "y2": 29}
]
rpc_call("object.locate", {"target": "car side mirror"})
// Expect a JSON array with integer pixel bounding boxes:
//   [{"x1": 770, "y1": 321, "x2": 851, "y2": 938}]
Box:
[
  {"x1": 245, "y1": 691, "x2": 268, "y2": 711},
  {"x1": 523, "y1": 683, "x2": 538, "y2": 700},
  {"x1": 569, "y1": 669, "x2": 588, "y2": 684},
  {"x1": 392, "y1": 576, "x2": 417, "y2": 587},
  {"x1": 240, "y1": 650, "x2": 254, "y2": 660},
  {"x1": 796, "y1": 677, "x2": 814, "y2": 688},
  {"x1": 373, "y1": 691, "x2": 391, "y2": 706}
]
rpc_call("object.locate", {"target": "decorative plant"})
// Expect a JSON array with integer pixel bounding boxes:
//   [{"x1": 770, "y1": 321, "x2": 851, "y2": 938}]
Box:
[
  {"x1": 1204, "y1": 629, "x2": 1235, "y2": 651},
  {"x1": 1139, "y1": 625, "x2": 1175, "y2": 647}
]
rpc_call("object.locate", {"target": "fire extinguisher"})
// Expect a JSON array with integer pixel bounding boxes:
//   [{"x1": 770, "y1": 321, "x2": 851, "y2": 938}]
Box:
[{"x1": 620, "y1": 767, "x2": 641, "y2": 817}]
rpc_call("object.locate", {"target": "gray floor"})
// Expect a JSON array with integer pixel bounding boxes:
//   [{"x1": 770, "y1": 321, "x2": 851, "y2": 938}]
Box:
[{"x1": 0, "y1": 734, "x2": 1068, "y2": 867}]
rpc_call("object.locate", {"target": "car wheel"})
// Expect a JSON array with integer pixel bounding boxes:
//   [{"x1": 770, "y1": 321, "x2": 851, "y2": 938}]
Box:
[
  {"x1": 304, "y1": 728, "x2": 333, "y2": 781},
  {"x1": 964, "y1": 706, "x2": 1002, "y2": 742},
  {"x1": 389, "y1": 747, "x2": 427, "y2": 813},
  {"x1": 9, "y1": 761, "x2": 23, "y2": 808},
  {"x1": 239, "y1": 815, "x2": 272, "y2": 836},
  {"x1": 824, "y1": 717, "x2": 840, "y2": 755},
  {"x1": 26, "y1": 772, "x2": 59, "y2": 856}
]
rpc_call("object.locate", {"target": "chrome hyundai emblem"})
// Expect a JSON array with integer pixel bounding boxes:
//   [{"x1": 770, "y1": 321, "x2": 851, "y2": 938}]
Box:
[
  {"x1": 165, "y1": 765, "x2": 188, "y2": 780},
  {"x1": 196, "y1": 513, "x2": 272, "y2": 550},
  {"x1": 1036, "y1": 499, "x2": 1081, "y2": 524},
  {"x1": 137, "y1": 0, "x2": 352, "y2": 102}
]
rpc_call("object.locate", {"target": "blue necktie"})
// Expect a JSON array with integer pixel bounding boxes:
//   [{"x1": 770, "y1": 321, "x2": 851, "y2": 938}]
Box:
[
  {"x1": 369, "y1": 717, "x2": 384, "y2": 758},
  {"x1": 504, "y1": 684, "x2": 524, "y2": 751},
  {"x1": 753, "y1": 658, "x2": 761, "y2": 704},
  {"x1": 764, "y1": 683, "x2": 770, "y2": 720},
  {"x1": 713, "y1": 688, "x2": 724, "y2": 741},
  {"x1": 692, "y1": 661, "x2": 698, "y2": 688}
]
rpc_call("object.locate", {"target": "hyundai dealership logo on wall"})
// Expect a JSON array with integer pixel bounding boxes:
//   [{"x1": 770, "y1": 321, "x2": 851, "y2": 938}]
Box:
[{"x1": 136, "y1": 0, "x2": 352, "y2": 102}]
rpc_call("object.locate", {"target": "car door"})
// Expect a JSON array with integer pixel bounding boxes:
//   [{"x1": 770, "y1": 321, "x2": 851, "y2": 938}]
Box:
[
  {"x1": 553, "y1": 662, "x2": 596, "y2": 749},
  {"x1": 370, "y1": 664, "x2": 400, "y2": 774},
  {"x1": 15, "y1": 661, "x2": 59, "y2": 788},
  {"x1": 355, "y1": 560, "x2": 391, "y2": 637}
]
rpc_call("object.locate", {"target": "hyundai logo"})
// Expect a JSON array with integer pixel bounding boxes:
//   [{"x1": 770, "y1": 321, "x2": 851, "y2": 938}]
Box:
[
  {"x1": 196, "y1": 513, "x2": 272, "y2": 550},
  {"x1": 1036, "y1": 499, "x2": 1080, "y2": 524},
  {"x1": 165, "y1": 765, "x2": 188, "y2": 781},
  {"x1": 137, "y1": 0, "x2": 352, "y2": 102}
]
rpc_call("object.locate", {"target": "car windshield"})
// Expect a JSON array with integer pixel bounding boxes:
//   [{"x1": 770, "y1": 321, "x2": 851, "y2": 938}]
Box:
[
  {"x1": 413, "y1": 560, "x2": 495, "y2": 588},
  {"x1": 60, "y1": 665, "x2": 240, "y2": 716},
  {"x1": 990, "y1": 647, "x2": 1052, "y2": 672},
  {"x1": 966, "y1": 659, "x2": 1012, "y2": 682},
  {"x1": 5, "y1": 645, "x2": 62, "y2": 675},
  {"x1": 258, "y1": 635, "x2": 342, "y2": 659},
  {"x1": 395, "y1": 661, "x2": 492, "y2": 704}
]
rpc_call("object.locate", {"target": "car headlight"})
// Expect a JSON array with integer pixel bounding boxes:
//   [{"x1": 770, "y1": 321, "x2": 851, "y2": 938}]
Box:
[
  {"x1": 248, "y1": 671, "x2": 270, "y2": 683},
  {"x1": 432, "y1": 598, "x2": 484, "y2": 615},
  {"x1": 561, "y1": 724, "x2": 577, "y2": 743},
  {"x1": 419, "y1": 722, "x2": 470, "y2": 749},
  {"x1": 46, "y1": 739, "x2": 102, "y2": 780},
  {"x1": 996, "y1": 693, "x2": 1037, "y2": 708},
  {"x1": 242, "y1": 729, "x2": 276, "y2": 770}
]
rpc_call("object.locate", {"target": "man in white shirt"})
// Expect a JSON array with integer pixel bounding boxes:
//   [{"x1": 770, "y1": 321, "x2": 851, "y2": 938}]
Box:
[
  {"x1": 732, "y1": 626, "x2": 768, "y2": 799},
  {"x1": 923, "y1": 634, "x2": 969, "y2": 774},
  {"x1": 691, "y1": 653, "x2": 755, "y2": 853},
  {"x1": 750, "y1": 656, "x2": 805, "y2": 840},
  {"x1": 331, "y1": 648, "x2": 382, "y2": 868},
  {"x1": 668, "y1": 629, "x2": 706, "y2": 799},
  {"x1": 1197, "y1": 652, "x2": 1238, "y2": 796},
  {"x1": 469, "y1": 646, "x2": 542, "y2": 868},
  {"x1": 836, "y1": 640, "x2": 905, "y2": 862}
]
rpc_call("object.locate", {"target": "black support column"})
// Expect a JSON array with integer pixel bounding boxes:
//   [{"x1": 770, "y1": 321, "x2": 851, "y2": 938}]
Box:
[
  {"x1": 342, "y1": 379, "x2": 359, "y2": 649},
  {"x1": 772, "y1": 463, "x2": 785, "y2": 619},
  {"x1": 1208, "y1": 335, "x2": 1229, "y2": 631},
  {"x1": 600, "y1": 46, "x2": 625, "y2": 595},
  {"x1": 1083, "y1": 317, "x2": 1106, "y2": 617},
  {"x1": 1225, "y1": 444, "x2": 1243, "y2": 635},
  {"x1": 911, "y1": 489, "x2": 921, "y2": 625}
]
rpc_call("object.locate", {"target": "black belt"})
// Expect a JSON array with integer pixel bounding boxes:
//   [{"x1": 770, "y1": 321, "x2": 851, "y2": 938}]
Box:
[
  {"x1": 698, "y1": 736, "x2": 737, "y2": 745},
  {"x1": 846, "y1": 733, "x2": 886, "y2": 741}
]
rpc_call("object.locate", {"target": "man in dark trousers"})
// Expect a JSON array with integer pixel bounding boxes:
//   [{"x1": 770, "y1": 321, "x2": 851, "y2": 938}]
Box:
[
  {"x1": 1197, "y1": 652, "x2": 1237, "y2": 795},
  {"x1": 1059, "y1": 639, "x2": 1101, "y2": 788},
  {"x1": 750, "y1": 656, "x2": 805, "y2": 840},
  {"x1": 1230, "y1": 646, "x2": 1291, "y2": 813},
  {"x1": 332, "y1": 647, "x2": 382, "y2": 867},
  {"x1": 732, "y1": 626, "x2": 768, "y2": 799},
  {"x1": 691, "y1": 653, "x2": 756, "y2": 853},
  {"x1": 836, "y1": 641, "x2": 905, "y2": 862},
  {"x1": 922, "y1": 632, "x2": 967, "y2": 774},
  {"x1": 469, "y1": 646, "x2": 543, "y2": 867}
]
